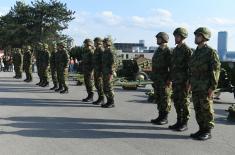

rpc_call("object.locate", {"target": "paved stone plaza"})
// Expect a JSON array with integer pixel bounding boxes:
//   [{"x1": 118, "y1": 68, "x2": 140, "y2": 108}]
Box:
[{"x1": 0, "y1": 72, "x2": 234, "y2": 155}]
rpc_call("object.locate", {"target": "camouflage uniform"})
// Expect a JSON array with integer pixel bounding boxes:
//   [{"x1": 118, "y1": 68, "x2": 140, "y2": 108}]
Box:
[
  {"x1": 101, "y1": 38, "x2": 115, "y2": 108},
  {"x1": 50, "y1": 45, "x2": 58, "y2": 90},
  {"x1": 82, "y1": 39, "x2": 94, "y2": 102},
  {"x1": 190, "y1": 27, "x2": 221, "y2": 140},
  {"x1": 12, "y1": 48, "x2": 23, "y2": 79},
  {"x1": 169, "y1": 27, "x2": 192, "y2": 131},
  {"x1": 35, "y1": 44, "x2": 43, "y2": 86},
  {"x1": 151, "y1": 32, "x2": 172, "y2": 125},
  {"x1": 55, "y1": 42, "x2": 69, "y2": 94},
  {"x1": 23, "y1": 46, "x2": 33, "y2": 82},
  {"x1": 92, "y1": 37, "x2": 104, "y2": 105},
  {"x1": 40, "y1": 44, "x2": 50, "y2": 87}
]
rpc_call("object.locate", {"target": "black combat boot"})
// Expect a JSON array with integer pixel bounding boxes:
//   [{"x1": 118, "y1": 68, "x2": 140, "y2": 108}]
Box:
[
  {"x1": 82, "y1": 92, "x2": 94, "y2": 102},
  {"x1": 151, "y1": 112, "x2": 168, "y2": 125},
  {"x1": 16, "y1": 75, "x2": 22, "y2": 79},
  {"x1": 60, "y1": 88, "x2": 69, "y2": 94},
  {"x1": 196, "y1": 129, "x2": 212, "y2": 141},
  {"x1": 175, "y1": 121, "x2": 188, "y2": 132},
  {"x1": 41, "y1": 81, "x2": 49, "y2": 87},
  {"x1": 50, "y1": 84, "x2": 58, "y2": 90},
  {"x1": 101, "y1": 98, "x2": 115, "y2": 108},
  {"x1": 169, "y1": 118, "x2": 181, "y2": 130},
  {"x1": 39, "y1": 80, "x2": 45, "y2": 86},
  {"x1": 36, "y1": 80, "x2": 41, "y2": 85},
  {"x1": 55, "y1": 85, "x2": 63, "y2": 92},
  {"x1": 92, "y1": 96, "x2": 104, "y2": 105},
  {"x1": 190, "y1": 127, "x2": 203, "y2": 139},
  {"x1": 27, "y1": 76, "x2": 33, "y2": 82}
]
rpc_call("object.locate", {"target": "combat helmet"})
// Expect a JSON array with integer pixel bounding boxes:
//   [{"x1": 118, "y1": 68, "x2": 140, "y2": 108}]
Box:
[
  {"x1": 103, "y1": 38, "x2": 112, "y2": 46},
  {"x1": 94, "y1": 37, "x2": 103, "y2": 45},
  {"x1": 156, "y1": 32, "x2": 169, "y2": 43},
  {"x1": 83, "y1": 39, "x2": 93, "y2": 46},
  {"x1": 173, "y1": 27, "x2": 188, "y2": 38},
  {"x1": 194, "y1": 27, "x2": 211, "y2": 40}
]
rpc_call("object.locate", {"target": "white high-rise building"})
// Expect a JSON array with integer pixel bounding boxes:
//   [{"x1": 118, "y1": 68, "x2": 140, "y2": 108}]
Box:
[{"x1": 217, "y1": 31, "x2": 228, "y2": 60}]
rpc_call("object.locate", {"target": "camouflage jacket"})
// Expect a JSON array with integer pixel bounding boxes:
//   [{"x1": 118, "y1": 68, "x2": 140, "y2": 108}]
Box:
[
  {"x1": 102, "y1": 48, "x2": 115, "y2": 75},
  {"x1": 23, "y1": 50, "x2": 32, "y2": 68},
  {"x1": 82, "y1": 47, "x2": 94, "y2": 73},
  {"x1": 55, "y1": 49, "x2": 69, "y2": 70},
  {"x1": 189, "y1": 44, "x2": 221, "y2": 92},
  {"x1": 50, "y1": 51, "x2": 57, "y2": 70},
  {"x1": 12, "y1": 52, "x2": 23, "y2": 66},
  {"x1": 41, "y1": 50, "x2": 50, "y2": 69},
  {"x1": 93, "y1": 47, "x2": 104, "y2": 73},
  {"x1": 171, "y1": 43, "x2": 192, "y2": 84},
  {"x1": 35, "y1": 49, "x2": 42, "y2": 66},
  {"x1": 151, "y1": 46, "x2": 172, "y2": 83}
]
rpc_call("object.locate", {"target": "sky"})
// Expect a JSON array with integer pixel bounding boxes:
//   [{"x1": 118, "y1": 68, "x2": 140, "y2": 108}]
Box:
[{"x1": 1, "y1": 0, "x2": 235, "y2": 50}]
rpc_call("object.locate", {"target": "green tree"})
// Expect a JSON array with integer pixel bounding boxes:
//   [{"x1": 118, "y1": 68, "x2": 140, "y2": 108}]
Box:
[{"x1": 0, "y1": 0, "x2": 75, "y2": 50}]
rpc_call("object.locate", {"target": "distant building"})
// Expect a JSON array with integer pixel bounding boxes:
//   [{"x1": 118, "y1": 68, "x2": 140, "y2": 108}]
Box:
[
  {"x1": 218, "y1": 31, "x2": 228, "y2": 60},
  {"x1": 217, "y1": 31, "x2": 235, "y2": 61},
  {"x1": 114, "y1": 40, "x2": 147, "y2": 53}
]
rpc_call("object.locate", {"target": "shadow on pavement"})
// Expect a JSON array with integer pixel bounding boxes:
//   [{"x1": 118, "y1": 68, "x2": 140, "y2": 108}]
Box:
[
  {"x1": 0, "y1": 116, "x2": 189, "y2": 139},
  {"x1": 0, "y1": 98, "x2": 99, "y2": 108}
]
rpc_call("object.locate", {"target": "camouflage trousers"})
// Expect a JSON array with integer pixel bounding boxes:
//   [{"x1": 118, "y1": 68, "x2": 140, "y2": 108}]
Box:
[
  {"x1": 102, "y1": 74, "x2": 114, "y2": 100},
  {"x1": 57, "y1": 68, "x2": 68, "y2": 89},
  {"x1": 41, "y1": 67, "x2": 49, "y2": 82},
  {"x1": 36, "y1": 64, "x2": 43, "y2": 82},
  {"x1": 94, "y1": 71, "x2": 104, "y2": 97},
  {"x1": 84, "y1": 71, "x2": 94, "y2": 94},
  {"x1": 172, "y1": 82, "x2": 191, "y2": 123},
  {"x1": 14, "y1": 65, "x2": 22, "y2": 77},
  {"x1": 153, "y1": 81, "x2": 172, "y2": 113},
  {"x1": 50, "y1": 67, "x2": 58, "y2": 85},
  {"x1": 24, "y1": 65, "x2": 32, "y2": 80},
  {"x1": 192, "y1": 91, "x2": 214, "y2": 130}
]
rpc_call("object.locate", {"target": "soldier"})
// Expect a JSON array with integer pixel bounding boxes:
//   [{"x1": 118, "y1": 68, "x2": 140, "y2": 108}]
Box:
[
  {"x1": 168, "y1": 27, "x2": 192, "y2": 131},
  {"x1": 82, "y1": 39, "x2": 94, "y2": 102},
  {"x1": 92, "y1": 37, "x2": 104, "y2": 105},
  {"x1": 12, "y1": 48, "x2": 23, "y2": 79},
  {"x1": 23, "y1": 45, "x2": 33, "y2": 82},
  {"x1": 40, "y1": 43, "x2": 50, "y2": 87},
  {"x1": 55, "y1": 41, "x2": 69, "y2": 94},
  {"x1": 189, "y1": 27, "x2": 221, "y2": 140},
  {"x1": 35, "y1": 43, "x2": 43, "y2": 86},
  {"x1": 101, "y1": 38, "x2": 115, "y2": 108},
  {"x1": 50, "y1": 43, "x2": 58, "y2": 90},
  {"x1": 150, "y1": 32, "x2": 172, "y2": 125}
]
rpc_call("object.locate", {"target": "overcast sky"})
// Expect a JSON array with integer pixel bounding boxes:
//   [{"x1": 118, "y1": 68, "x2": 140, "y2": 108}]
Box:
[{"x1": 1, "y1": 0, "x2": 235, "y2": 50}]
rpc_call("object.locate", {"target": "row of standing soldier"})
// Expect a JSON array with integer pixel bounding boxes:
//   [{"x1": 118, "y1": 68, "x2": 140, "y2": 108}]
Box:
[
  {"x1": 11, "y1": 27, "x2": 220, "y2": 141},
  {"x1": 81, "y1": 37, "x2": 115, "y2": 108},
  {"x1": 12, "y1": 42, "x2": 70, "y2": 94},
  {"x1": 151, "y1": 27, "x2": 221, "y2": 141}
]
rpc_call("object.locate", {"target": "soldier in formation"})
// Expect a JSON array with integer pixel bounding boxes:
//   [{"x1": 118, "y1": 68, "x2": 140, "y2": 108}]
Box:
[
  {"x1": 55, "y1": 41, "x2": 69, "y2": 94},
  {"x1": 92, "y1": 37, "x2": 104, "y2": 105},
  {"x1": 169, "y1": 27, "x2": 192, "y2": 131},
  {"x1": 12, "y1": 48, "x2": 23, "y2": 79},
  {"x1": 81, "y1": 39, "x2": 95, "y2": 102},
  {"x1": 101, "y1": 38, "x2": 115, "y2": 108},
  {"x1": 40, "y1": 43, "x2": 50, "y2": 87},
  {"x1": 35, "y1": 43, "x2": 43, "y2": 86},
  {"x1": 50, "y1": 43, "x2": 58, "y2": 90},
  {"x1": 189, "y1": 27, "x2": 221, "y2": 140},
  {"x1": 23, "y1": 45, "x2": 33, "y2": 82},
  {"x1": 150, "y1": 32, "x2": 172, "y2": 125}
]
